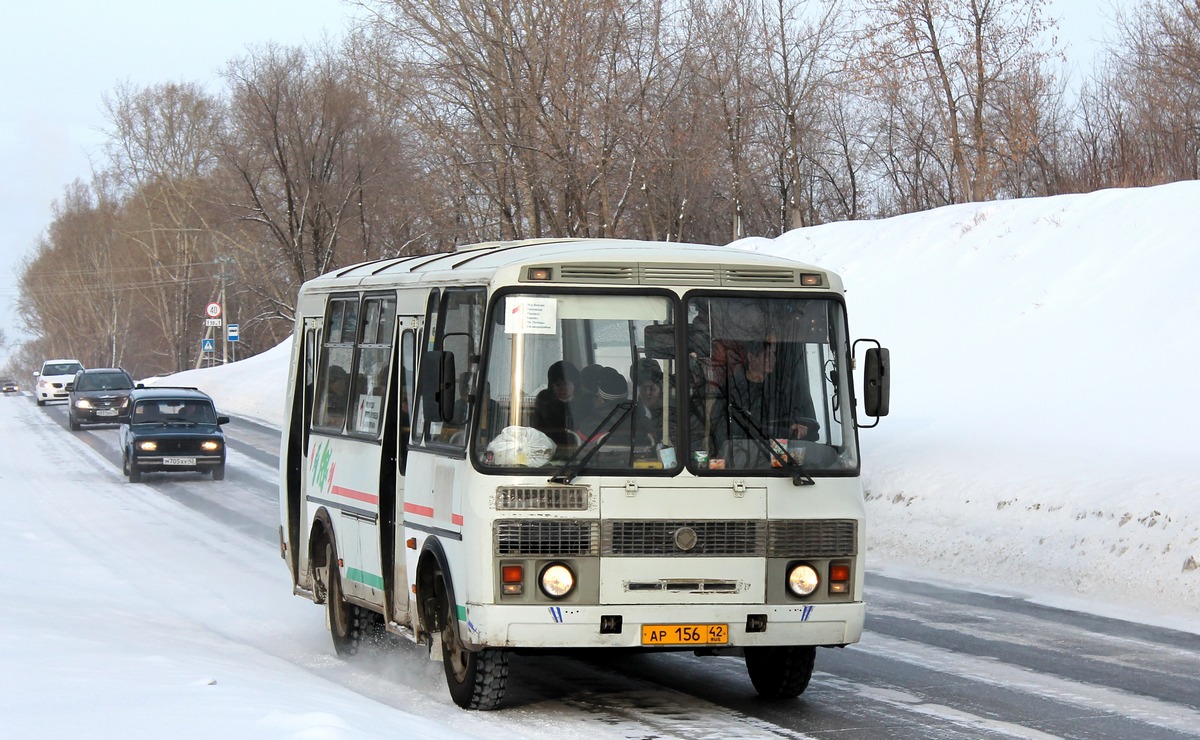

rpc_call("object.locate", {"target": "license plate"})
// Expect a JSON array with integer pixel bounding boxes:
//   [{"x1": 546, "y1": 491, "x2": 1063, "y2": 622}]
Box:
[
  {"x1": 641, "y1": 623, "x2": 728, "y2": 646},
  {"x1": 96, "y1": 409, "x2": 118, "y2": 417},
  {"x1": 162, "y1": 457, "x2": 196, "y2": 466}
]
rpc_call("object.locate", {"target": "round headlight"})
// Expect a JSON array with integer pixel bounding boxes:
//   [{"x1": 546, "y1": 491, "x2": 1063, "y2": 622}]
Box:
[
  {"x1": 787, "y1": 564, "x2": 820, "y2": 597},
  {"x1": 539, "y1": 563, "x2": 575, "y2": 599}
]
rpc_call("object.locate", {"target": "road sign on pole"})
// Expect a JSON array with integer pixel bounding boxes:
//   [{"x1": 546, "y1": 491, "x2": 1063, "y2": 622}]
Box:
[
  {"x1": 205, "y1": 302, "x2": 222, "y2": 319},
  {"x1": 227, "y1": 323, "x2": 239, "y2": 342},
  {"x1": 201, "y1": 338, "x2": 215, "y2": 353}
]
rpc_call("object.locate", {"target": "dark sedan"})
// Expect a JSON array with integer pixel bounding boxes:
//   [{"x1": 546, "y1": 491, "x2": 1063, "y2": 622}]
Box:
[
  {"x1": 68, "y1": 368, "x2": 136, "y2": 430},
  {"x1": 119, "y1": 387, "x2": 229, "y2": 482},
  {"x1": 1, "y1": 378, "x2": 18, "y2": 393}
]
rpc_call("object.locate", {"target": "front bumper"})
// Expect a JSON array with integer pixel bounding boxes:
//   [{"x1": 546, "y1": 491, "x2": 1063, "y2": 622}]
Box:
[
  {"x1": 74, "y1": 408, "x2": 129, "y2": 424},
  {"x1": 461, "y1": 601, "x2": 864, "y2": 650},
  {"x1": 132, "y1": 453, "x2": 224, "y2": 472}
]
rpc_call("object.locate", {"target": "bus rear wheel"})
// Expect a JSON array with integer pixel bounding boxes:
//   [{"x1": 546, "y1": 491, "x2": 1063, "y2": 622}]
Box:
[
  {"x1": 744, "y1": 645, "x2": 816, "y2": 699},
  {"x1": 435, "y1": 571, "x2": 508, "y2": 710},
  {"x1": 324, "y1": 542, "x2": 368, "y2": 656}
]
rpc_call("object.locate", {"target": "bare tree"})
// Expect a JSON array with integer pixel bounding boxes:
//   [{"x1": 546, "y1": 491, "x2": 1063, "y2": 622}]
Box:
[
  {"x1": 860, "y1": 0, "x2": 1061, "y2": 207},
  {"x1": 1084, "y1": 0, "x2": 1200, "y2": 186},
  {"x1": 222, "y1": 42, "x2": 398, "y2": 323},
  {"x1": 102, "y1": 81, "x2": 228, "y2": 372}
]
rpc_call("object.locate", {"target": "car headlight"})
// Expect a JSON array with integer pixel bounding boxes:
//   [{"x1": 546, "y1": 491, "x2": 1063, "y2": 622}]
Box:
[
  {"x1": 75, "y1": 399, "x2": 94, "y2": 409},
  {"x1": 539, "y1": 563, "x2": 575, "y2": 599},
  {"x1": 137, "y1": 441, "x2": 158, "y2": 452},
  {"x1": 201, "y1": 440, "x2": 221, "y2": 451},
  {"x1": 787, "y1": 563, "x2": 820, "y2": 597}
]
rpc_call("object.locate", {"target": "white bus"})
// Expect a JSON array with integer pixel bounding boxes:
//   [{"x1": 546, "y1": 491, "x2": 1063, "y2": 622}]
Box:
[{"x1": 278, "y1": 238, "x2": 890, "y2": 709}]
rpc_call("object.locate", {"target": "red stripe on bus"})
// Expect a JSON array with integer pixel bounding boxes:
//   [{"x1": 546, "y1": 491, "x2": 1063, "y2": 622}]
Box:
[
  {"x1": 332, "y1": 485, "x2": 378, "y2": 505},
  {"x1": 404, "y1": 502, "x2": 434, "y2": 517},
  {"x1": 451, "y1": 514, "x2": 464, "y2": 526}
]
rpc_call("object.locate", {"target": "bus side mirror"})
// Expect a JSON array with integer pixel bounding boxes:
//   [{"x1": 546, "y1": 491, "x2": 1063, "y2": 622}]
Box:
[
  {"x1": 864, "y1": 347, "x2": 890, "y2": 418},
  {"x1": 420, "y1": 350, "x2": 457, "y2": 423}
]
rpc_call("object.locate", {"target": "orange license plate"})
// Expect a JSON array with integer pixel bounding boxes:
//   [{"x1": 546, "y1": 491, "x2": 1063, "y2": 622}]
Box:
[{"x1": 641, "y1": 623, "x2": 728, "y2": 646}]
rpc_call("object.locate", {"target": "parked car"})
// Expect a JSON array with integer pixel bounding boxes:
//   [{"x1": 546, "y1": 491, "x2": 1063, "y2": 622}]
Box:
[
  {"x1": 1, "y1": 378, "x2": 18, "y2": 393},
  {"x1": 34, "y1": 359, "x2": 85, "y2": 406},
  {"x1": 119, "y1": 387, "x2": 229, "y2": 482},
  {"x1": 67, "y1": 368, "x2": 136, "y2": 430}
]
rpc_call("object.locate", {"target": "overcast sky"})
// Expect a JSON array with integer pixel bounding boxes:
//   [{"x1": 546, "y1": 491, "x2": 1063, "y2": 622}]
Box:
[
  {"x1": 0, "y1": 0, "x2": 1125, "y2": 363},
  {"x1": 0, "y1": 0, "x2": 361, "y2": 358}
]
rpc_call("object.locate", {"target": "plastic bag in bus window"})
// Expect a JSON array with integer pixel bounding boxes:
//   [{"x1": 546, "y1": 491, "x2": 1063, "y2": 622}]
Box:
[{"x1": 487, "y1": 426, "x2": 556, "y2": 467}]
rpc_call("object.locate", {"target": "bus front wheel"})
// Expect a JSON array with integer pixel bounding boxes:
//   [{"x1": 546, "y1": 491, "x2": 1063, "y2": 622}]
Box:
[
  {"x1": 324, "y1": 542, "x2": 368, "y2": 656},
  {"x1": 744, "y1": 645, "x2": 816, "y2": 699},
  {"x1": 435, "y1": 571, "x2": 508, "y2": 710}
]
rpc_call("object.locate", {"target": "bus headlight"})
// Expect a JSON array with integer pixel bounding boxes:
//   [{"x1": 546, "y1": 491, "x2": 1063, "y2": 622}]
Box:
[
  {"x1": 787, "y1": 564, "x2": 820, "y2": 597},
  {"x1": 539, "y1": 563, "x2": 575, "y2": 599}
]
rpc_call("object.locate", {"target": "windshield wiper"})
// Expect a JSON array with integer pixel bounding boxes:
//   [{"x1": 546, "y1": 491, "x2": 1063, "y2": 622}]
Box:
[
  {"x1": 727, "y1": 403, "x2": 814, "y2": 486},
  {"x1": 550, "y1": 401, "x2": 636, "y2": 485}
]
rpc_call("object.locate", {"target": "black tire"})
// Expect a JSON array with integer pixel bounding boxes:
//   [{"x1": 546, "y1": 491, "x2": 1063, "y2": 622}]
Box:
[
  {"x1": 325, "y1": 542, "x2": 369, "y2": 657},
  {"x1": 37, "y1": 398, "x2": 45, "y2": 407},
  {"x1": 744, "y1": 645, "x2": 816, "y2": 699},
  {"x1": 69, "y1": 414, "x2": 81, "y2": 431},
  {"x1": 212, "y1": 463, "x2": 225, "y2": 481},
  {"x1": 125, "y1": 452, "x2": 142, "y2": 483},
  {"x1": 436, "y1": 571, "x2": 508, "y2": 710}
]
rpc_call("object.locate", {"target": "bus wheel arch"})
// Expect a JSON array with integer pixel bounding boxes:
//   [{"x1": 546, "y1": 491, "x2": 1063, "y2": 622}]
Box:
[
  {"x1": 416, "y1": 539, "x2": 509, "y2": 710},
  {"x1": 307, "y1": 510, "x2": 335, "y2": 603}
]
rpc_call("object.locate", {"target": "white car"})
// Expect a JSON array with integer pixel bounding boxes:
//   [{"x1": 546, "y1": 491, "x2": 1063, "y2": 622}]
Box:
[{"x1": 34, "y1": 359, "x2": 85, "y2": 406}]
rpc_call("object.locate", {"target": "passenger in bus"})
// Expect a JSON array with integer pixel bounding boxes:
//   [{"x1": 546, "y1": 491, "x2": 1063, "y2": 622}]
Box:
[
  {"x1": 714, "y1": 338, "x2": 819, "y2": 453},
  {"x1": 577, "y1": 366, "x2": 629, "y2": 442},
  {"x1": 324, "y1": 366, "x2": 351, "y2": 426},
  {"x1": 531, "y1": 360, "x2": 580, "y2": 448},
  {"x1": 571, "y1": 363, "x2": 605, "y2": 431},
  {"x1": 631, "y1": 358, "x2": 670, "y2": 445}
]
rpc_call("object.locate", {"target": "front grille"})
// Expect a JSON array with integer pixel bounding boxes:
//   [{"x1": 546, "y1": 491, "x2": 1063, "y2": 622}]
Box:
[
  {"x1": 767, "y1": 519, "x2": 857, "y2": 557},
  {"x1": 149, "y1": 438, "x2": 219, "y2": 455},
  {"x1": 495, "y1": 485, "x2": 589, "y2": 510},
  {"x1": 494, "y1": 520, "x2": 599, "y2": 556},
  {"x1": 603, "y1": 520, "x2": 765, "y2": 556}
]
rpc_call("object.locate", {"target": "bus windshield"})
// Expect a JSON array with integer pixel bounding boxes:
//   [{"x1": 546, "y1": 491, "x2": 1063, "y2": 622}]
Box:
[
  {"x1": 474, "y1": 291, "x2": 857, "y2": 475},
  {"x1": 685, "y1": 294, "x2": 857, "y2": 474},
  {"x1": 475, "y1": 292, "x2": 677, "y2": 472}
]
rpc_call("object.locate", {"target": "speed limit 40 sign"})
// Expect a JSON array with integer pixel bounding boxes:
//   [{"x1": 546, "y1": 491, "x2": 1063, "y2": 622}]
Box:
[{"x1": 205, "y1": 302, "x2": 222, "y2": 319}]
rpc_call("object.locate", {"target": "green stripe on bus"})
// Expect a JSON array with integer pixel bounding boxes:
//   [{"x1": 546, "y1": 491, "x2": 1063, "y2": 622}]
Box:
[
  {"x1": 347, "y1": 567, "x2": 385, "y2": 590},
  {"x1": 456, "y1": 604, "x2": 467, "y2": 622}
]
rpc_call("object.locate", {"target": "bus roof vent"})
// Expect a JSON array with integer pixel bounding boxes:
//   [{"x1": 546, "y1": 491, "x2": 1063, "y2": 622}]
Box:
[
  {"x1": 640, "y1": 264, "x2": 721, "y2": 285},
  {"x1": 557, "y1": 264, "x2": 637, "y2": 284},
  {"x1": 722, "y1": 267, "x2": 800, "y2": 286}
]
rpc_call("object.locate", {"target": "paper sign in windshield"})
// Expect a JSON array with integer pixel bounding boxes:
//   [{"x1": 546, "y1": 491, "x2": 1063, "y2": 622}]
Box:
[{"x1": 505, "y1": 296, "x2": 557, "y2": 334}]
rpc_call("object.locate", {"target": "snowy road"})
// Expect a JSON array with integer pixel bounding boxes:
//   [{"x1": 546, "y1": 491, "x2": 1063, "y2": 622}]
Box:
[{"x1": 24, "y1": 397, "x2": 1200, "y2": 738}]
